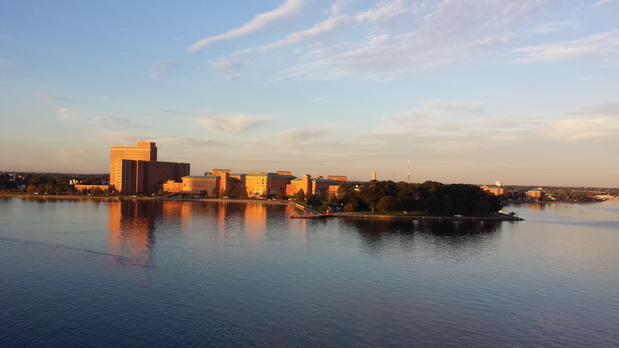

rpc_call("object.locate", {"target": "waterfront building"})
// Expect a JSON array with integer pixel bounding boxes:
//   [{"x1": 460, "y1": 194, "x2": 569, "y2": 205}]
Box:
[
  {"x1": 162, "y1": 167, "x2": 344, "y2": 199},
  {"x1": 181, "y1": 175, "x2": 220, "y2": 196},
  {"x1": 527, "y1": 188, "x2": 546, "y2": 200},
  {"x1": 286, "y1": 175, "x2": 345, "y2": 198},
  {"x1": 326, "y1": 175, "x2": 347, "y2": 182},
  {"x1": 312, "y1": 177, "x2": 341, "y2": 198},
  {"x1": 110, "y1": 142, "x2": 190, "y2": 194},
  {"x1": 286, "y1": 174, "x2": 312, "y2": 197},
  {"x1": 245, "y1": 172, "x2": 296, "y2": 198}
]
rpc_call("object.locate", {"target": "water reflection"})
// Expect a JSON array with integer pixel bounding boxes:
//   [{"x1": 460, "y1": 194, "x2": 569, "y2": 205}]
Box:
[
  {"x1": 108, "y1": 200, "x2": 160, "y2": 268},
  {"x1": 342, "y1": 218, "x2": 501, "y2": 236},
  {"x1": 341, "y1": 218, "x2": 502, "y2": 258},
  {"x1": 106, "y1": 200, "x2": 297, "y2": 268}
]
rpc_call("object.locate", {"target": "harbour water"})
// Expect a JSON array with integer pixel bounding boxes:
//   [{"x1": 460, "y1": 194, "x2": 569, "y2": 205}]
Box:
[{"x1": 1, "y1": 198, "x2": 618, "y2": 347}]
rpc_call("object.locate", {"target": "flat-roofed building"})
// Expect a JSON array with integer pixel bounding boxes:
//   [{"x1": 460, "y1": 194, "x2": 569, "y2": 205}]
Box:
[
  {"x1": 326, "y1": 175, "x2": 347, "y2": 182},
  {"x1": 182, "y1": 175, "x2": 220, "y2": 196},
  {"x1": 481, "y1": 185, "x2": 506, "y2": 196},
  {"x1": 245, "y1": 172, "x2": 296, "y2": 198},
  {"x1": 110, "y1": 142, "x2": 156, "y2": 192},
  {"x1": 286, "y1": 174, "x2": 312, "y2": 197},
  {"x1": 110, "y1": 142, "x2": 189, "y2": 194},
  {"x1": 527, "y1": 188, "x2": 545, "y2": 200},
  {"x1": 312, "y1": 178, "x2": 341, "y2": 198}
]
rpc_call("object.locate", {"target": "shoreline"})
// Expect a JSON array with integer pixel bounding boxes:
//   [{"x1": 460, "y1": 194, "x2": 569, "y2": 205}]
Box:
[{"x1": 2, "y1": 193, "x2": 523, "y2": 221}]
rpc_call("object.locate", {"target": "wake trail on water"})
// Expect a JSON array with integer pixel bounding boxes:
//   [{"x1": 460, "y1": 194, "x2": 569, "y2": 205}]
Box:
[{"x1": 0, "y1": 236, "x2": 155, "y2": 269}]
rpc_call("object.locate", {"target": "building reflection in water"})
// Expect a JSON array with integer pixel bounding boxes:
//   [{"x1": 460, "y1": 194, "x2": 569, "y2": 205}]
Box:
[
  {"x1": 244, "y1": 203, "x2": 267, "y2": 239},
  {"x1": 108, "y1": 200, "x2": 162, "y2": 269},
  {"x1": 107, "y1": 200, "x2": 298, "y2": 267}
]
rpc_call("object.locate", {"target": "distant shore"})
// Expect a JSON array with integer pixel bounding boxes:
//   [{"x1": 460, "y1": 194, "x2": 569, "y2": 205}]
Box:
[{"x1": 2, "y1": 193, "x2": 523, "y2": 221}]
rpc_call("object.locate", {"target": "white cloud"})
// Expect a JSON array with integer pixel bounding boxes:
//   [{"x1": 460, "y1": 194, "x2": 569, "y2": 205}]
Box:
[
  {"x1": 198, "y1": 113, "x2": 270, "y2": 133},
  {"x1": 514, "y1": 30, "x2": 619, "y2": 62},
  {"x1": 187, "y1": 0, "x2": 305, "y2": 52}
]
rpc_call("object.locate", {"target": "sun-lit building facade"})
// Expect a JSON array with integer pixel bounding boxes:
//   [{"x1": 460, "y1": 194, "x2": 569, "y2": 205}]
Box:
[
  {"x1": 245, "y1": 172, "x2": 296, "y2": 198},
  {"x1": 110, "y1": 142, "x2": 189, "y2": 194}
]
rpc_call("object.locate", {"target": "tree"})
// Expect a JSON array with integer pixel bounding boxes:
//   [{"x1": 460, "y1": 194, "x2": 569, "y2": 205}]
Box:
[
  {"x1": 395, "y1": 182, "x2": 418, "y2": 213},
  {"x1": 327, "y1": 195, "x2": 338, "y2": 205},
  {"x1": 359, "y1": 181, "x2": 384, "y2": 212},
  {"x1": 294, "y1": 189, "x2": 305, "y2": 202},
  {"x1": 306, "y1": 194, "x2": 322, "y2": 207},
  {"x1": 376, "y1": 195, "x2": 396, "y2": 214}
]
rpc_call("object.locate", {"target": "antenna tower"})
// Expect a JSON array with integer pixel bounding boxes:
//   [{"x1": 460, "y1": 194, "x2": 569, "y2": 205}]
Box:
[{"x1": 407, "y1": 160, "x2": 411, "y2": 184}]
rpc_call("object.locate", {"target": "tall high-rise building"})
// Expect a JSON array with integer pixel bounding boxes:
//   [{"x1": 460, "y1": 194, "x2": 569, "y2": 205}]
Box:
[{"x1": 110, "y1": 141, "x2": 189, "y2": 194}]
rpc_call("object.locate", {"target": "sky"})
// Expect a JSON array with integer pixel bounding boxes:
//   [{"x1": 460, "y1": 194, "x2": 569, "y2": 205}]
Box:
[{"x1": 1, "y1": 0, "x2": 618, "y2": 187}]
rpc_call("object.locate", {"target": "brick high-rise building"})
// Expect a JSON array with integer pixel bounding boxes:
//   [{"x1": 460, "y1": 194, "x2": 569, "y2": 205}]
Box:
[{"x1": 110, "y1": 141, "x2": 189, "y2": 194}]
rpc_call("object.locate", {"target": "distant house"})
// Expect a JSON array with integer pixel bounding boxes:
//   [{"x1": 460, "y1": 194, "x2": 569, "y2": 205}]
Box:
[
  {"x1": 481, "y1": 184, "x2": 506, "y2": 196},
  {"x1": 527, "y1": 188, "x2": 545, "y2": 200}
]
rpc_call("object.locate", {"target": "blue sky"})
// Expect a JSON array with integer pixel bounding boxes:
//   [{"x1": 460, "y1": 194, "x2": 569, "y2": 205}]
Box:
[{"x1": 1, "y1": 0, "x2": 618, "y2": 187}]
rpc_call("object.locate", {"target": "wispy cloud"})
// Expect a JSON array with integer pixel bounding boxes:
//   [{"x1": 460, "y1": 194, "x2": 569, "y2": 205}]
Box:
[
  {"x1": 150, "y1": 60, "x2": 174, "y2": 80},
  {"x1": 54, "y1": 107, "x2": 72, "y2": 121},
  {"x1": 568, "y1": 103, "x2": 619, "y2": 116},
  {"x1": 210, "y1": 57, "x2": 245, "y2": 79},
  {"x1": 206, "y1": 0, "x2": 618, "y2": 81},
  {"x1": 270, "y1": 0, "x2": 546, "y2": 80},
  {"x1": 90, "y1": 116, "x2": 145, "y2": 129},
  {"x1": 148, "y1": 136, "x2": 234, "y2": 148},
  {"x1": 543, "y1": 117, "x2": 619, "y2": 141},
  {"x1": 531, "y1": 21, "x2": 579, "y2": 34},
  {"x1": 157, "y1": 108, "x2": 191, "y2": 116},
  {"x1": 197, "y1": 113, "x2": 271, "y2": 133},
  {"x1": 187, "y1": 0, "x2": 305, "y2": 52},
  {"x1": 42, "y1": 93, "x2": 70, "y2": 102},
  {"x1": 422, "y1": 99, "x2": 484, "y2": 113},
  {"x1": 251, "y1": 125, "x2": 345, "y2": 159},
  {"x1": 385, "y1": 99, "x2": 485, "y2": 129},
  {"x1": 592, "y1": 0, "x2": 611, "y2": 7},
  {"x1": 514, "y1": 30, "x2": 619, "y2": 62}
]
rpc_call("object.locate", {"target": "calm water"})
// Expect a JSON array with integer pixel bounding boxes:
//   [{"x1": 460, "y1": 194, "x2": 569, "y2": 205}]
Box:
[{"x1": 1, "y1": 198, "x2": 618, "y2": 347}]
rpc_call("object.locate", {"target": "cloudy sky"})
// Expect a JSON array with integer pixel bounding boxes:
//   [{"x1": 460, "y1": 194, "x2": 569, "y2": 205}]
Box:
[{"x1": 1, "y1": 0, "x2": 618, "y2": 187}]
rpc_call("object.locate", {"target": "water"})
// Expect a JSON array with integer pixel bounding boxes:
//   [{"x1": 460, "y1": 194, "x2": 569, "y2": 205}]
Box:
[{"x1": 1, "y1": 198, "x2": 618, "y2": 347}]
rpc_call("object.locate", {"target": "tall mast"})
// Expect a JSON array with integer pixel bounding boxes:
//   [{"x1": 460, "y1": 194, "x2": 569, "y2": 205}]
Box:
[{"x1": 407, "y1": 160, "x2": 411, "y2": 184}]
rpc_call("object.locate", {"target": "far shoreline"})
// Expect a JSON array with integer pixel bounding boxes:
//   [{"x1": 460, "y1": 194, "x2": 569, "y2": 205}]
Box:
[{"x1": 2, "y1": 193, "x2": 524, "y2": 221}]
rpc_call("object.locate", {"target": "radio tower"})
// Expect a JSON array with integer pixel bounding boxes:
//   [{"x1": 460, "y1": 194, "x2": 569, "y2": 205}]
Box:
[{"x1": 407, "y1": 160, "x2": 411, "y2": 184}]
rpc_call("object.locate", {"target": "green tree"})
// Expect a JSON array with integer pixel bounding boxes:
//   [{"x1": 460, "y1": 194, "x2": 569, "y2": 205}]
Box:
[
  {"x1": 359, "y1": 181, "x2": 383, "y2": 212},
  {"x1": 306, "y1": 194, "x2": 322, "y2": 207},
  {"x1": 294, "y1": 189, "x2": 305, "y2": 202},
  {"x1": 376, "y1": 195, "x2": 396, "y2": 214}
]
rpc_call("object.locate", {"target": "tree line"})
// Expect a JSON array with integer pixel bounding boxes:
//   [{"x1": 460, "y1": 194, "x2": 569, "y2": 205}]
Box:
[
  {"x1": 329, "y1": 180, "x2": 502, "y2": 216},
  {"x1": 0, "y1": 173, "x2": 110, "y2": 195}
]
